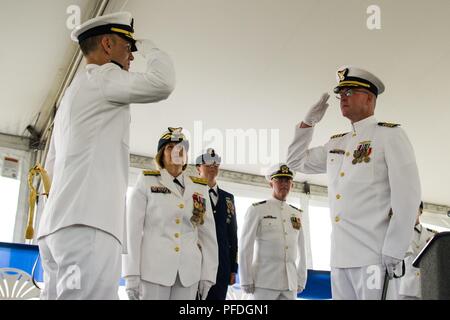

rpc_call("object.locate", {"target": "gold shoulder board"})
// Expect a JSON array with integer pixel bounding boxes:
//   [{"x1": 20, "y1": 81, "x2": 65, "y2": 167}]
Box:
[
  {"x1": 330, "y1": 132, "x2": 349, "y2": 139},
  {"x1": 190, "y1": 176, "x2": 208, "y2": 185},
  {"x1": 143, "y1": 170, "x2": 161, "y2": 176}
]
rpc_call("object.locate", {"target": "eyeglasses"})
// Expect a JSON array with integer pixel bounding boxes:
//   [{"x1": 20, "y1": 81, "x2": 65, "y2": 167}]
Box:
[
  {"x1": 124, "y1": 43, "x2": 132, "y2": 53},
  {"x1": 336, "y1": 89, "x2": 369, "y2": 100}
]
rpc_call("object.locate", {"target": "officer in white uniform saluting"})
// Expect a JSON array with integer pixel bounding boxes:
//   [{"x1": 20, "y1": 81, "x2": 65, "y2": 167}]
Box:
[
  {"x1": 239, "y1": 163, "x2": 307, "y2": 300},
  {"x1": 37, "y1": 12, "x2": 175, "y2": 300},
  {"x1": 286, "y1": 66, "x2": 421, "y2": 299},
  {"x1": 122, "y1": 128, "x2": 218, "y2": 300}
]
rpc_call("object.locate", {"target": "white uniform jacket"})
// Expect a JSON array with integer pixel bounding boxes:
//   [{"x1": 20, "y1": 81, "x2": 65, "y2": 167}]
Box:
[
  {"x1": 239, "y1": 198, "x2": 307, "y2": 291},
  {"x1": 399, "y1": 224, "x2": 436, "y2": 298},
  {"x1": 287, "y1": 116, "x2": 421, "y2": 268},
  {"x1": 37, "y1": 47, "x2": 175, "y2": 246},
  {"x1": 122, "y1": 169, "x2": 218, "y2": 287}
]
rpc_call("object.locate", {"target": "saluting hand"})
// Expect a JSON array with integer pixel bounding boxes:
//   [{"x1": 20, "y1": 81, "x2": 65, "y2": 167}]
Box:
[
  {"x1": 301, "y1": 93, "x2": 330, "y2": 127},
  {"x1": 135, "y1": 39, "x2": 158, "y2": 59}
]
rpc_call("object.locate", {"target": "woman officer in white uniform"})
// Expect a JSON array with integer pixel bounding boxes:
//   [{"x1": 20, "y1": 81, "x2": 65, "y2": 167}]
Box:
[{"x1": 122, "y1": 127, "x2": 218, "y2": 300}]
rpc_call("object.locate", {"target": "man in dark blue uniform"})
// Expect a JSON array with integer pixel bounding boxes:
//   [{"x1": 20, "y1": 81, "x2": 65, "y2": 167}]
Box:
[{"x1": 196, "y1": 148, "x2": 238, "y2": 300}]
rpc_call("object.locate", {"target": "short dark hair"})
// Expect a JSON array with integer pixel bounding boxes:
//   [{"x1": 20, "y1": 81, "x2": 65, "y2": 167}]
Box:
[{"x1": 79, "y1": 34, "x2": 113, "y2": 55}]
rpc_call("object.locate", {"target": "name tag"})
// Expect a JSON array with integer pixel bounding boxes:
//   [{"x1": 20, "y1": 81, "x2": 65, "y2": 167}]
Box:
[
  {"x1": 329, "y1": 149, "x2": 345, "y2": 155},
  {"x1": 263, "y1": 215, "x2": 277, "y2": 219},
  {"x1": 151, "y1": 186, "x2": 171, "y2": 194}
]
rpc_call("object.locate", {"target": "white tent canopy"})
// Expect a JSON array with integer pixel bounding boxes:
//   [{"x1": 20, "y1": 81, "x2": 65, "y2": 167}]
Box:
[{"x1": 1, "y1": 0, "x2": 449, "y2": 207}]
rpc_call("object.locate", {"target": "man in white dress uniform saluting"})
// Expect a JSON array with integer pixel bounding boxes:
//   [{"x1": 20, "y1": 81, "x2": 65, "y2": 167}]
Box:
[
  {"x1": 37, "y1": 12, "x2": 175, "y2": 299},
  {"x1": 286, "y1": 66, "x2": 421, "y2": 299}
]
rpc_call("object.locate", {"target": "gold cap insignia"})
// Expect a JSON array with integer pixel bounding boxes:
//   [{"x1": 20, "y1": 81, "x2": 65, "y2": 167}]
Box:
[{"x1": 337, "y1": 68, "x2": 348, "y2": 81}]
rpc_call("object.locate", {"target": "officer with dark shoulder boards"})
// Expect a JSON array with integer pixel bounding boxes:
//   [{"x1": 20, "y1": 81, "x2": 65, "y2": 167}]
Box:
[{"x1": 196, "y1": 148, "x2": 238, "y2": 300}]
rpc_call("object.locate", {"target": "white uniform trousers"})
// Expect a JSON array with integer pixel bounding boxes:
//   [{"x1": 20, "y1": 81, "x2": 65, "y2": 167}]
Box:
[
  {"x1": 140, "y1": 272, "x2": 198, "y2": 300},
  {"x1": 38, "y1": 225, "x2": 121, "y2": 300},
  {"x1": 253, "y1": 288, "x2": 296, "y2": 300},
  {"x1": 331, "y1": 264, "x2": 400, "y2": 300},
  {"x1": 331, "y1": 265, "x2": 400, "y2": 300}
]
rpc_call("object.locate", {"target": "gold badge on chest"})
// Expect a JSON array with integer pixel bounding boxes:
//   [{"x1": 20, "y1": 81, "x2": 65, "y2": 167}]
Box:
[
  {"x1": 225, "y1": 197, "x2": 235, "y2": 224},
  {"x1": 352, "y1": 141, "x2": 372, "y2": 165},
  {"x1": 191, "y1": 192, "x2": 206, "y2": 226},
  {"x1": 290, "y1": 216, "x2": 302, "y2": 230}
]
